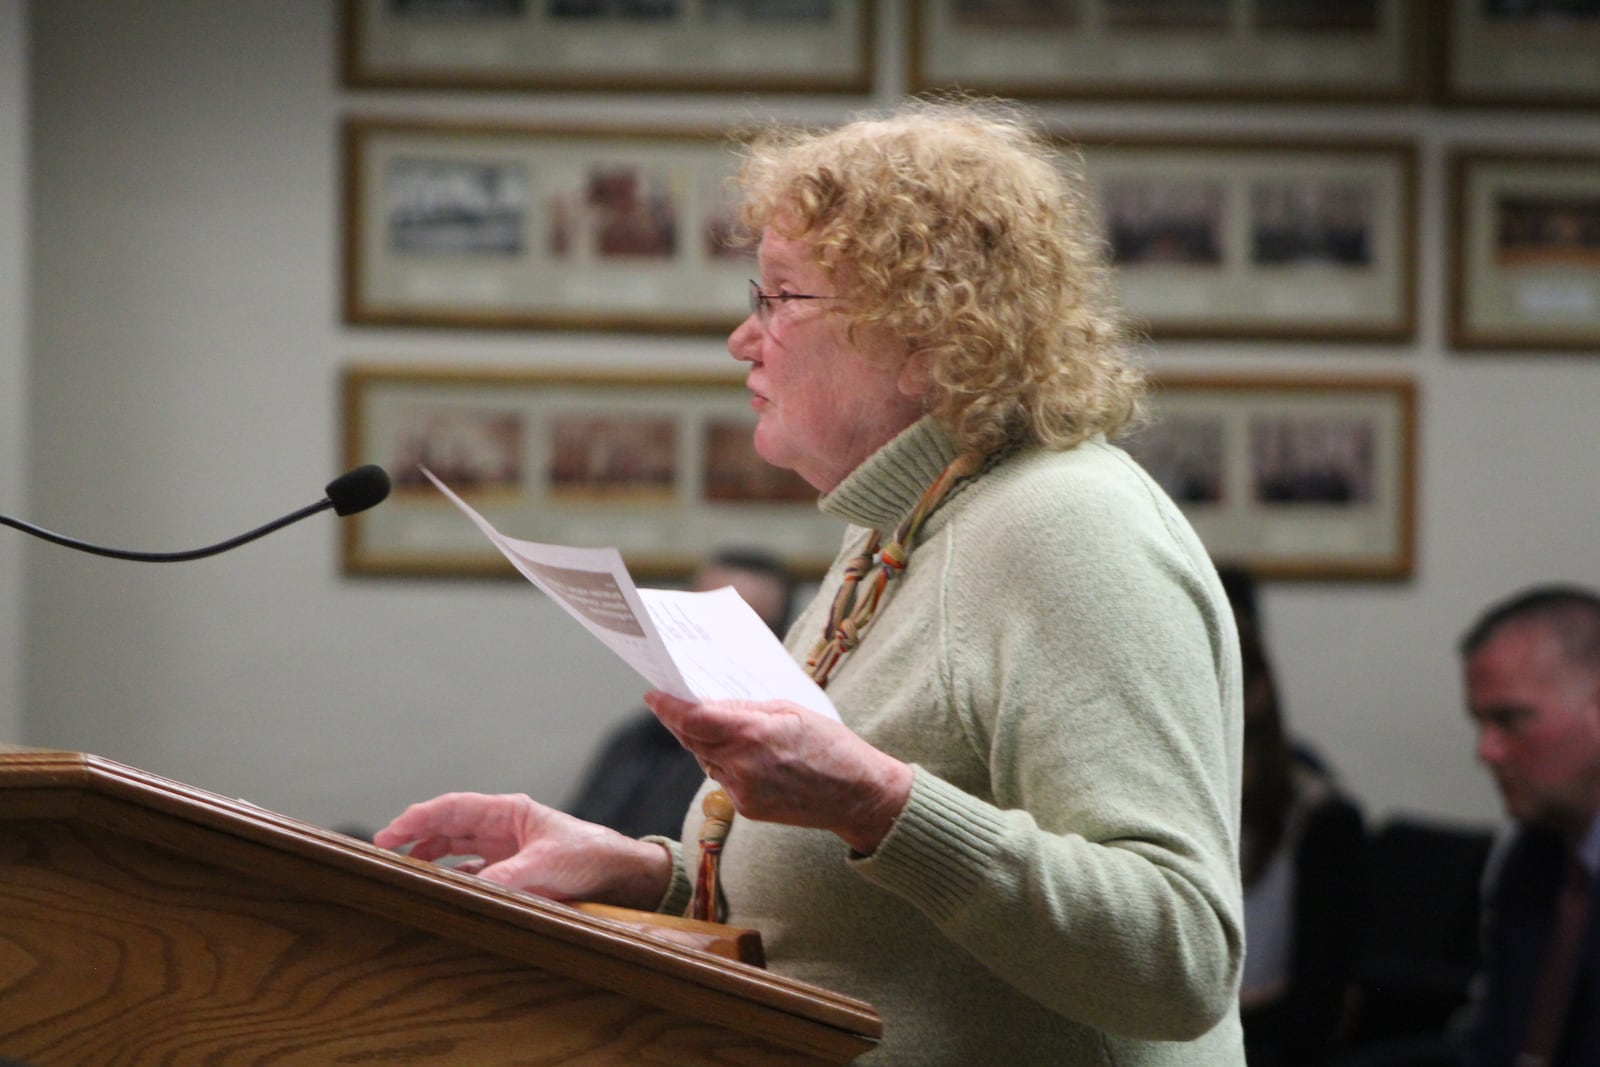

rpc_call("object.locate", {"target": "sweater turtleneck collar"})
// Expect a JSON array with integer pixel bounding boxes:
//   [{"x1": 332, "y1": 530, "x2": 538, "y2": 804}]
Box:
[{"x1": 818, "y1": 416, "x2": 963, "y2": 533}]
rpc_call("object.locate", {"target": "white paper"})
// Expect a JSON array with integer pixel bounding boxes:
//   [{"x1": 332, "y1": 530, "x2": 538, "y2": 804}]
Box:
[{"x1": 421, "y1": 467, "x2": 839, "y2": 722}]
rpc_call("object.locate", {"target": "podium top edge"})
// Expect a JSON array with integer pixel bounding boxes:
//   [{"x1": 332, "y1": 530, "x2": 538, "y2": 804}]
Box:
[{"x1": 0, "y1": 748, "x2": 883, "y2": 1042}]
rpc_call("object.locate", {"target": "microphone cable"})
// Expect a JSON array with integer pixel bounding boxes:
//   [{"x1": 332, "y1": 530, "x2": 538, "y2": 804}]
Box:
[{"x1": 0, "y1": 465, "x2": 391, "y2": 562}]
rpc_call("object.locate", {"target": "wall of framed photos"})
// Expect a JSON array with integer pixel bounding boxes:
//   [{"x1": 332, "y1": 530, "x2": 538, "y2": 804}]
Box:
[
  {"x1": 331, "y1": 1, "x2": 1599, "y2": 590},
  {"x1": 11, "y1": 0, "x2": 1599, "y2": 841}
]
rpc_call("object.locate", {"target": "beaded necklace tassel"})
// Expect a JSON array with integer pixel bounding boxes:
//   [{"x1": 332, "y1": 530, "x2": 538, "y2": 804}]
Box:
[
  {"x1": 807, "y1": 451, "x2": 982, "y2": 688},
  {"x1": 687, "y1": 451, "x2": 984, "y2": 924},
  {"x1": 686, "y1": 789, "x2": 735, "y2": 923}
]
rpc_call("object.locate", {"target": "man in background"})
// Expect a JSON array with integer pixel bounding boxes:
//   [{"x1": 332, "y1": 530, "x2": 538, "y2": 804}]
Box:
[
  {"x1": 1458, "y1": 585, "x2": 1600, "y2": 1067},
  {"x1": 564, "y1": 548, "x2": 797, "y2": 840}
]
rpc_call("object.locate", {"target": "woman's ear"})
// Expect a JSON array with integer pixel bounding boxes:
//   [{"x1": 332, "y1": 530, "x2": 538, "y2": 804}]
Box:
[{"x1": 896, "y1": 350, "x2": 933, "y2": 399}]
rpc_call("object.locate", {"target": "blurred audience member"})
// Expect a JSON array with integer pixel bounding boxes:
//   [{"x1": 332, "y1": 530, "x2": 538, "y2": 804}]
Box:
[
  {"x1": 1222, "y1": 566, "x2": 1368, "y2": 1067},
  {"x1": 1458, "y1": 585, "x2": 1600, "y2": 1067},
  {"x1": 563, "y1": 549, "x2": 796, "y2": 840}
]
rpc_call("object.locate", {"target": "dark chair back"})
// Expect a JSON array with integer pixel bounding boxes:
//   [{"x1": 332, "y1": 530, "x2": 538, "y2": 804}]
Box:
[{"x1": 1346, "y1": 816, "x2": 1497, "y2": 1044}]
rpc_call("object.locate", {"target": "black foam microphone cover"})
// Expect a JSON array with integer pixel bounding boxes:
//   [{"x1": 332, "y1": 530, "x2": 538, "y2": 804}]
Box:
[{"x1": 326, "y1": 464, "x2": 391, "y2": 517}]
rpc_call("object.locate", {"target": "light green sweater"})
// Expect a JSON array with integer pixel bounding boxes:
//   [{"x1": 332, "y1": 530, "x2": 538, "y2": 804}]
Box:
[{"x1": 659, "y1": 417, "x2": 1246, "y2": 1064}]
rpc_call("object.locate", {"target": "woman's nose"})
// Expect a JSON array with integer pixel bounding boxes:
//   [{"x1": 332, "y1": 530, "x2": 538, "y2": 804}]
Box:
[{"x1": 728, "y1": 314, "x2": 761, "y2": 363}]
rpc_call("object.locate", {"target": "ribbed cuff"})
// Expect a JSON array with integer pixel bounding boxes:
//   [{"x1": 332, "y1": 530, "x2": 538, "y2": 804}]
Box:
[
  {"x1": 848, "y1": 768, "x2": 1006, "y2": 923},
  {"x1": 641, "y1": 835, "x2": 692, "y2": 916}
]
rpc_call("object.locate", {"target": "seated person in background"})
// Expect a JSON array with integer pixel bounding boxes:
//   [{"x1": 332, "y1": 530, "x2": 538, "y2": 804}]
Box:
[
  {"x1": 1222, "y1": 566, "x2": 1368, "y2": 1066},
  {"x1": 1458, "y1": 585, "x2": 1600, "y2": 1067},
  {"x1": 564, "y1": 549, "x2": 796, "y2": 840}
]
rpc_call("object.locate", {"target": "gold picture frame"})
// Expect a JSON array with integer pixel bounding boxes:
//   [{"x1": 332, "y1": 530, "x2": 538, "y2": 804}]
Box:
[
  {"x1": 910, "y1": 0, "x2": 1424, "y2": 103},
  {"x1": 343, "y1": 119, "x2": 755, "y2": 333},
  {"x1": 1078, "y1": 136, "x2": 1417, "y2": 341},
  {"x1": 1448, "y1": 149, "x2": 1600, "y2": 352},
  {"x1": 1436, "y1": 3, "x2": 1600, "y2": 109},
  {"x1": 340, "y1": 0, "x2": 876, "y2": 94},
  {"x1": 1120, "y1": 374, "x2": 1417, "y2": 580},
  {"x1": 341, "y1": 364, "x2": 841, "y2": 579}
]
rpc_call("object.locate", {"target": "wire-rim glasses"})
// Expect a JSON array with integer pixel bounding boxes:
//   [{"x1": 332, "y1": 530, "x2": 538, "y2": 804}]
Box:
[{"x1": 748, "y1": 279, "x2": 841, "y2": 327}]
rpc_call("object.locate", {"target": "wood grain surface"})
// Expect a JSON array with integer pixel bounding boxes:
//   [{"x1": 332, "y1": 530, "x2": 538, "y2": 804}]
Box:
[{"x1": 0, "y1": 750, "x2": 878, "y2": 1065}]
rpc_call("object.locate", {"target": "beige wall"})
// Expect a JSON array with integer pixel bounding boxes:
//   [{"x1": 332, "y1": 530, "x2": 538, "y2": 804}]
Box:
[
  {"x1": 16, "y1": 1, "x2": 1600, "y2": 836},
  {"x1": 1, "y1": 0, "x2": 27, "y2": 744}
]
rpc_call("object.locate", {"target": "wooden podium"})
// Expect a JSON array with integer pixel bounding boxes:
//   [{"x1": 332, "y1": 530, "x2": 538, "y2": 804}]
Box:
[{"x1": 0, "y1": 748, "x2": 880, "y2": 1064}]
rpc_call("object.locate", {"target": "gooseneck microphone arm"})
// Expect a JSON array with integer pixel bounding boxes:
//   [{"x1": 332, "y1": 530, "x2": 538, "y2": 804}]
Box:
[
  {"x1": 0, "y1": 464, "x2": 391, "y2": 563},
  {"x1": 0, "y1": 499, "x2": 334, "y2": 562}
]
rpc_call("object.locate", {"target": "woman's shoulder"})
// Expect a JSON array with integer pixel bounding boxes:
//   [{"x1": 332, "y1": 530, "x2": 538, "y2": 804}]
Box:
[
  {"x1": 949, "y1": 439, "x2": 1185, "y2": 553},
  {"x1": 972, "y1": 438, "x2": 1154, "y2": 509},
  {"x1": 926, "y1": 441, "x2": 1223, "y2": 632}
]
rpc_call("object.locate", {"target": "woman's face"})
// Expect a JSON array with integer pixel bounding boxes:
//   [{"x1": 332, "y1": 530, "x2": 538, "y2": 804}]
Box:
[{"x1": 728, "y1": 230, "x2": 927, "y2": 493}]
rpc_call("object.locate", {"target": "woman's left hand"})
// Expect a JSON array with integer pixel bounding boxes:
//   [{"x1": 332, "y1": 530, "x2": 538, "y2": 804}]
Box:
[{"x1": 643, "y1": 690, "x2": 913, "y2": 855}]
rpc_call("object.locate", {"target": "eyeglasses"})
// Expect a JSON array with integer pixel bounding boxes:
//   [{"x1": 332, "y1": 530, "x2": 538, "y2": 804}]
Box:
[{"x1": 748, "y1": 279, "x2": 841, "y2": 327}]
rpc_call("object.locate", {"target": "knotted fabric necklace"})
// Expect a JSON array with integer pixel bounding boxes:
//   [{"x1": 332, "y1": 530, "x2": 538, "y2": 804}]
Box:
[{"x1": 686, "y1": 450, "x2": 986, "y2": 923}]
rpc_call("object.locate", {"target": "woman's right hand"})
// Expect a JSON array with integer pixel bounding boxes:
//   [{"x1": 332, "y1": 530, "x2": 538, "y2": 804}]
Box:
[{"x1": 373, "y1": 792, "x2": 673, "y2": 910}]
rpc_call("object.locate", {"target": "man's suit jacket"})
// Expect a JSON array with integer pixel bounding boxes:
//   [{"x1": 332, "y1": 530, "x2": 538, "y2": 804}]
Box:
[
  {"x1": 564, "y1": 711, "x2": 704, "y2": 841},
  {"x1": 1461, "y1": 827, "x2": 1600, "y2": 1067}
]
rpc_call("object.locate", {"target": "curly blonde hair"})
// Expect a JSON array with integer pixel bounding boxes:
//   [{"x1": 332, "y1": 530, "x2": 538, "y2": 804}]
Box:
[{"x1": 734, "y1": 98, "x2": 1144, "y2": 457}]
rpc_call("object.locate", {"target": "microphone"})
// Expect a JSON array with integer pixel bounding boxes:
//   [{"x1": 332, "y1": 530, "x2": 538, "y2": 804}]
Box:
[{"x1": 0, "y1": 465, "x2": 391, "y2": 562}]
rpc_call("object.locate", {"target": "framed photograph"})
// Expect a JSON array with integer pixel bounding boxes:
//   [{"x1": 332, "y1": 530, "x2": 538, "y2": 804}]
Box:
[
  {"x1": 909, "y1": 0, "x2": 1423, "y2": 103},
  {"x1": 344, "y1": 119, "x2": 757, "y2": 332},
  {"x1": 340, "y1": 0, "x2": 875, "y2": 94},
  {"x1": 1436, "y1": 2, "x2": 1600, "y2": 108},
  {"x1": 1120, "y1": 374, "x2": 1416, "y2": 580},
  {"x1": 1079, "y1": 137, "x2": 1416, "y2": 341},
  {"x1": 341, "y1": 364, "x2": 842, "y2": 578},
  {"x1": 1449, "y1": 150, "x2": 1600, "y2": 352}
]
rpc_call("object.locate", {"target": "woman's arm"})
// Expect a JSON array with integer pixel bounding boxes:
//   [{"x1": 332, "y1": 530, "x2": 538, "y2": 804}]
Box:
[{"x1": 843, "y1": 451, "x2": 1246, "y2": 1040}]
